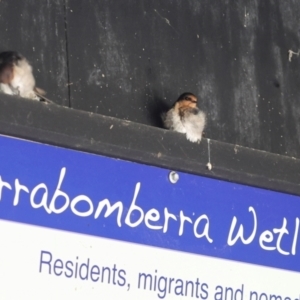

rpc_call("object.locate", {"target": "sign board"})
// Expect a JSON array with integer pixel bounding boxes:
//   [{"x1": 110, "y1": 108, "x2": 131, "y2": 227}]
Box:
[{"x1": 0, "y1": 134, "x2": 299, "y2": 299}]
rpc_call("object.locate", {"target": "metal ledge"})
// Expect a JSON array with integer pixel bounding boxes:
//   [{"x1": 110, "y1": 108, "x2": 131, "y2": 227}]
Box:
[{"x1": 0, "y1": 94, "x2": 299, "y2": 196}]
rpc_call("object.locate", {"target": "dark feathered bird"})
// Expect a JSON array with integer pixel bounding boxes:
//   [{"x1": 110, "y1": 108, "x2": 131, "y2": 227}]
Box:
[{"x1": 162, "y1": 92, "x2": 206, "y2": 143}]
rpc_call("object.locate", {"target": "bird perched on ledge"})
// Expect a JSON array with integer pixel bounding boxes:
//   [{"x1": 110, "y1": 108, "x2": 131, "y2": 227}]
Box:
[
  {"x1": 0, "y1": 51, "x2": 44, "y2": 100},
  {"x1": 162, "y1": 92, "x2": 206, "y2": 143}
]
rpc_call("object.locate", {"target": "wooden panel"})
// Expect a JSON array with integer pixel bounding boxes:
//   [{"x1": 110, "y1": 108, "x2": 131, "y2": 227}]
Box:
[
  {"x1": 66, "y1": 0, "x2": 300, "y2": 158},
  {"x1": 0, "y1": 0, "x2": 69, "y2": 105}
]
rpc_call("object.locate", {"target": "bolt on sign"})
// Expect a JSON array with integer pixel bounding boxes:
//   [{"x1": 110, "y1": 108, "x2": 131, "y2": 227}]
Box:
[{"x1": 0, "y1": 134, "x2": 299, "y2": 299}]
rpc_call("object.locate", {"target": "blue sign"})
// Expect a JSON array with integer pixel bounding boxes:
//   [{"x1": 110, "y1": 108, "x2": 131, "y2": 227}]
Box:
[{"x1": 0, "y1": 134, "x2": 299, "y2": 275}]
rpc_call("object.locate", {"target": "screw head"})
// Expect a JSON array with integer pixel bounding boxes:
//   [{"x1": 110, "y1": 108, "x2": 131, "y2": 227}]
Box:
[{"x1": 169, "y1": 171, "x2": 179, "y2": 184}]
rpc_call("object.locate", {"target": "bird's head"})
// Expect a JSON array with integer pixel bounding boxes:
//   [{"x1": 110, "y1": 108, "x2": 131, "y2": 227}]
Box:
[
  {"x1": 0, "y1": 51, "x2": 23, "y2": 84},
  {"x1": 176, "y1": 92, "x2": 198, "y2": 109}
]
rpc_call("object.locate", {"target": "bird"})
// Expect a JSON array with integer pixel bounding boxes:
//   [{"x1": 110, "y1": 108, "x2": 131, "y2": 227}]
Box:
[
  {"x1": 162, "y1": 92, "x2": 206, "y2": 143},
  {"x1": 0, "y1": 51, "x2": 44, "y2": 101}
]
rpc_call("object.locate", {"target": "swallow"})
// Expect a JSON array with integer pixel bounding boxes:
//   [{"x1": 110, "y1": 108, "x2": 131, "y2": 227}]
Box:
[
  {"x1": 162, "y1": 92, "x2": 206, "y2": 143},
  {"x1": 0, "y1": 51, "x2": 45, "y2": 101}
]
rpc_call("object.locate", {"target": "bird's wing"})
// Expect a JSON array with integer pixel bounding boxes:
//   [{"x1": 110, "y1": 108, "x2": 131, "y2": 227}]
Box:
[{"x1": 163, "y1": 108, "x2": 186, "y2": 133}]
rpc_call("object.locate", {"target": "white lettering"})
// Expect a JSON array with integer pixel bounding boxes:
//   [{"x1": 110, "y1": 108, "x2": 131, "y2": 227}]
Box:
[
  {"x1": 227, "y1": 206, "x2": 257, "y2": 246},
  {"x1": 259, "y1": 230, "x2": 276, "y2": 251},
  {"x1": 13, "y1": 179, "x2": 29, "y2": 206},
  {"x1": 30, "y1": 183, "x2": 51, "y2": 214},
  {"x1": 292, "y1": 218, "x2": 299, "y2": 255},
  {"x1": 71, "y1": 195, "x2": 94, "y2": 217},
  {"x1": 125, "y1": 183, "x2": 144, "y2": 227},
  {"x1": 273, "y1": 218, "x2": 289, "y2": 255},
  {"x1": 193, "y1": 214, "x2": 213, "y2": 243},
  {"x1": 163, "y1": 207, "x2": 177, "y2": 233},
  {"x1": 1, "y1": 166, "x2": 298, "y2": 260},
  {"x1": 94, "y1": 199, "x2": 123, "y2": 226},
  {"x1": 179, "y1": 210, "x2": 192, "y2": 236},
  {"x1": 49, "y1": 168, "x2": 70, "y2": 214},
  {"x1": 0, "y1": 176, "x2": 12, "y2": 200},
  {"x1": 145, "y1": 208, "x2": 163, "y2": 230}
]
